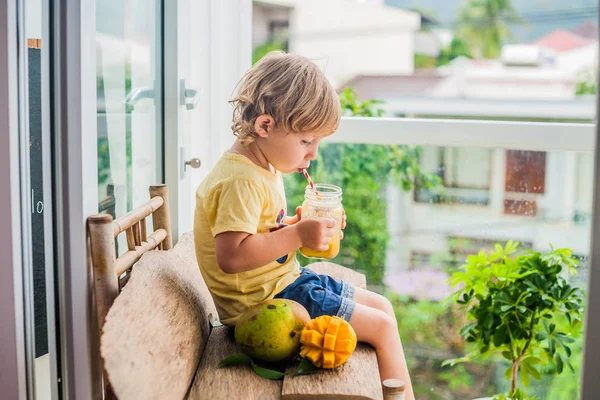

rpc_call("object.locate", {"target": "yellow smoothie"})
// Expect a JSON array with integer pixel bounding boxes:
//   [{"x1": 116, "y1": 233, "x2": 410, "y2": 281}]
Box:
[{"x1": 299, "y1": 232, "x2": 341, "y2": 259}]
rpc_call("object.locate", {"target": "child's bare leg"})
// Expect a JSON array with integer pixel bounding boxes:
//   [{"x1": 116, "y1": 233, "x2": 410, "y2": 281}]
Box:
[
  {"x1": 350, "y1": 292, "x2": 414, "y2": 400},
  {"x1": 353, "y1": 287, "x2": 396, "y2": 320}
]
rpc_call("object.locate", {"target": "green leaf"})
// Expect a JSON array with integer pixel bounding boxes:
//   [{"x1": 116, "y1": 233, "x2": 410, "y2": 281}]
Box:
[
  {"x1": 460, "y1": 322, "x2": 477, "y2": 337},
  {"x1": 502, "y1": 351, "x2": 512, "y2": 361},
  {"x1": 494, "y1": 325, "x2": 507, "y2": 347},
  {"x1": 294, "y1": 357, "x2": 320, "y2": 377},
  {"x1": 484, "y1": 313, "x2": 494, "y2": 329},
  {"x1": 521, "y1": 358, "x2": 542, "y2": 381},
  {"x1": 555, "y1": 333, "x2": 576, "y2": 344},
  {"x1": 528, "y1": 364, "x2": 541, "y2": 380},
  {"x1": 218, "y1": 354, "x2": 252, "y2": 368},
  {"x1": 504, "y1": 365, "x2": 512, "y2": 380},
  {"x1": 555, "y1": 354, "x2": 564, "y2": 374},
  {"x1": 522, "y1": 357, "x2": 542, "y2": 366},
  {"x1": 250, "y1": 361, "x2": 285, "y2": 380},
  {"x1": 441, "y1": 355, "x2": 471, "y2": 367},
  {"x1": 520, "y1": 363, "x2": 530, "y2": 387},
  {"x1": 495, "y1": 243, "x2": 503, "y2": 255}
]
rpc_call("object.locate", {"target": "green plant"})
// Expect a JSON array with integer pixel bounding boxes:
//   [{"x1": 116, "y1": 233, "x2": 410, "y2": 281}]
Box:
[
  {"x1": 284, "y1": 88, "x2": 442, "y2": 284},
  {"x1": 575, "y1": 79, "x2": 596, "y2": 95},
  {"x1": 415, "y1": 53, "x2": 437, "y2": 69},
  {"x1": 443, "y1": 241, "x2": 585, "y2": 399}
]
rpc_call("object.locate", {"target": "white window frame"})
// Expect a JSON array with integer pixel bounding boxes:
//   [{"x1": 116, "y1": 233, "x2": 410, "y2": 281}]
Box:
[
  {"x1": 0, "y1": 0, "x2": 29, "y2": 397},
  {"x1": 581, "y1": 44, "x2": 600, "y2": 397},
  {"x1": 50, "y1": 0, "x2": 99, "y2": 397}
]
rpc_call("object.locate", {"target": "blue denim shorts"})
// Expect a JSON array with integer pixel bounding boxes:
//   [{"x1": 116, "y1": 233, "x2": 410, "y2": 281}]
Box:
[{"x1": 274, "y1": 267, "x2": 356, "y2": 322}]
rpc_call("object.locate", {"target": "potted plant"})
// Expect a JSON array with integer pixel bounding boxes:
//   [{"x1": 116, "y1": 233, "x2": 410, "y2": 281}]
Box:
[{"x1": 443, "y1": 241, "x2": 585, "y2": 399}]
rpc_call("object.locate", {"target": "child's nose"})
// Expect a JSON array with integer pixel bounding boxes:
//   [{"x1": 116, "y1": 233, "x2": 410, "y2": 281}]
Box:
[{"x1": 307, "y1": 147, "x2": 318, "y2": 160}]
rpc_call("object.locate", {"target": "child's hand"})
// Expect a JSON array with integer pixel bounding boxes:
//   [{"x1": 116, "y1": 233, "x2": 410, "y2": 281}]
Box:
[
  {"x1": 295, "y1": 218, "x2": 336, "y2": 251},
  {"x1": 285, "y1": 206, "x2": 303, "y2": 225}
]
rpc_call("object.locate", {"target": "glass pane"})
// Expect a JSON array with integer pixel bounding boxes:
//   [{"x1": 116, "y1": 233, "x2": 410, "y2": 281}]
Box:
[
  {"x1": 253, "y1": 1, "x2": 597, "y2": 398},
  {"x1": 96, "y1": 0, "x2": 162, "y2": 254},
  {"x1": 283, "y1": 141, "x2": 591, "y2": 399}
]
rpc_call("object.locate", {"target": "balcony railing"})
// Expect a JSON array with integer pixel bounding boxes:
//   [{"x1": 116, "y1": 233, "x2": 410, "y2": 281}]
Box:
[{"x1": 332, "y1": 117, "x2": 596, "y2": 152}]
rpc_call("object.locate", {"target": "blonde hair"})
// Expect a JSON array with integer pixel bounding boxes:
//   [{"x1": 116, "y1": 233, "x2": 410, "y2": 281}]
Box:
[{"x1": 230, "y1": 51, "x2": 341, "y2": 145}]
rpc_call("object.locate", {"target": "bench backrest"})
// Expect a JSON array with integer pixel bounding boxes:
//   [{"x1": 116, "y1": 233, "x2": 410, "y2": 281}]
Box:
[
  {"x1": 88, "y1": 184, "x2": 215, "y2": 399},
  {"x1": 88, "y1": 184, "x2": 173, "y2": 348}
]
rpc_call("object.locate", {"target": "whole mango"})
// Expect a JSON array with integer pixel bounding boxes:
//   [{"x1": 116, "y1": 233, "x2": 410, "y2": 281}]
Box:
[{"x1": 234, "y1": 299, "x2": 310, "y2": 363}]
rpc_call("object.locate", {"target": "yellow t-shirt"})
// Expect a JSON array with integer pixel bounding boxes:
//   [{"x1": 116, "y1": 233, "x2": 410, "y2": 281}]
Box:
[{"x1": 193, "y1": 152, "x2": 300, "y2": 326}]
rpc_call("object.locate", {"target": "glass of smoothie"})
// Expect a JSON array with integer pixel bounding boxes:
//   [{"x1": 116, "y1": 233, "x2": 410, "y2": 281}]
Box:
[{"x1": 299, "y1": 183, "x2": 343, "y2": 259}]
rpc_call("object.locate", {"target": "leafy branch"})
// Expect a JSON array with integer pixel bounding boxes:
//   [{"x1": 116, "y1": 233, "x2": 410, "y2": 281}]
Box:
[{"x1": 444, "y1": 241, "x2": 584, "y2": 398}]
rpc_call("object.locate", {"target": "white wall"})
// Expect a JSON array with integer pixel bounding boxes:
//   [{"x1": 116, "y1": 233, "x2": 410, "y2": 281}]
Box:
[
  {"x1": 415, "y1": 31, "x2": 440, "y2": 57},
  {"x1": 289, "y1": 0, "x2": 419, "y2": 87},
  {"x1": 557, "y1": 42, "x2": 598, "y2": 76}
]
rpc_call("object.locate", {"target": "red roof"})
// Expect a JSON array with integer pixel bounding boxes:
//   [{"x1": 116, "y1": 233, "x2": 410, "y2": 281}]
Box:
[{"x1": 531, "y1": 29, "x2": 595, "y2": 52}]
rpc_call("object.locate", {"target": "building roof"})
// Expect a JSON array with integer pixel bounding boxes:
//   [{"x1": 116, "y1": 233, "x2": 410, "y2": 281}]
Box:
[
  {"x1": 571, "y1": 21, "x2": 598, "y2": 40},
  {"x1": 341, "y1": 71, "x2": 444, "y2": 99},
  {"x1": 531, "y1": 29, "x2": 595, "y2": 52}
]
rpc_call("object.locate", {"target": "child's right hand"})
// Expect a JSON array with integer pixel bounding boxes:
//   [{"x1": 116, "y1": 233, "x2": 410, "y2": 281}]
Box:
[{"x1": 295, "y1": 218, "x2": 336, "y2": 251}]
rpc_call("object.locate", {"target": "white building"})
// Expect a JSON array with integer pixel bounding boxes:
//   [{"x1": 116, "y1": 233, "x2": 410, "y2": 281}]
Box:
[
  {"x1": 253, "y1": 0, "x2": 420, "y2": 87},
  {"x1": 343, "y1": 51, "x2": 597, "y2": 284}
]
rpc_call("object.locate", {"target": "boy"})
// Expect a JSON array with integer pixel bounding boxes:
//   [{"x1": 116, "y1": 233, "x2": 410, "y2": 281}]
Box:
[{"x1": 194, "y1": 51, "x2": 414, "y2": 399}]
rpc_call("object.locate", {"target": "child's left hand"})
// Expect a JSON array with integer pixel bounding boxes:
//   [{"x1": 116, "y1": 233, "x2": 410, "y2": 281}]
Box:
[{"x1": 288, "y1": 207, "x2": 347, "y2": 239}]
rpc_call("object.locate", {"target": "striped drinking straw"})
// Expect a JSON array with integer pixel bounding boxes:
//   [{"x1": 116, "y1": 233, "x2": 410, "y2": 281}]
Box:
[{"x1": 302, "y1": 169, "x2": 320, "y2": 197}]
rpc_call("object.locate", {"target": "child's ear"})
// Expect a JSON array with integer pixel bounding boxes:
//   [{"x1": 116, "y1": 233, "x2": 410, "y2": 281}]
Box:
[{"x1": 254, "y1": 115, "x2": 274, "y2": 138}]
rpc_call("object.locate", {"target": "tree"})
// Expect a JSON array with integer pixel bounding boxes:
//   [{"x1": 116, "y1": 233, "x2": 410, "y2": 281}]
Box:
[{"x1": 457, "y1": 0, "x2": 522, "y2": 59}]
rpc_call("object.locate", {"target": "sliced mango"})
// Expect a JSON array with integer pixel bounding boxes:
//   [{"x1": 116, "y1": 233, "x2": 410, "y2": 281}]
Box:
[{"x1": 299, "y1": 315, "x2": 357, "y2": 369}]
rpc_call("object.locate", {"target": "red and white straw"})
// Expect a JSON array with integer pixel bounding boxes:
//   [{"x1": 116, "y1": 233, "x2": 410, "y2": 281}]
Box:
[{"x1": 302, "y1": 169, "x2": 320, "y2": 196}]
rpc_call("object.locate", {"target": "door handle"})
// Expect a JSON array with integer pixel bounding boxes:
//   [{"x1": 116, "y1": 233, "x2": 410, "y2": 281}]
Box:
[
  {"x1": 180, "y1": 79, "x2": 201, "y2": 110},
  {"x1": 185, "y1": 158, "x2": 201, "y2": 170},
  {"x1": 123, "y1": 87, "x2": 154, "y2": 107},
  {"x1": 180, "y1": 146, "x2": 202, "y2": 178}
]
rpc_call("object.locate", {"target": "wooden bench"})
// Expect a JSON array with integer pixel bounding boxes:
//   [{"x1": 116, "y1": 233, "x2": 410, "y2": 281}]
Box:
[{"x1": 88, "y1": 184, "x2": 384, "y2": 399}]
